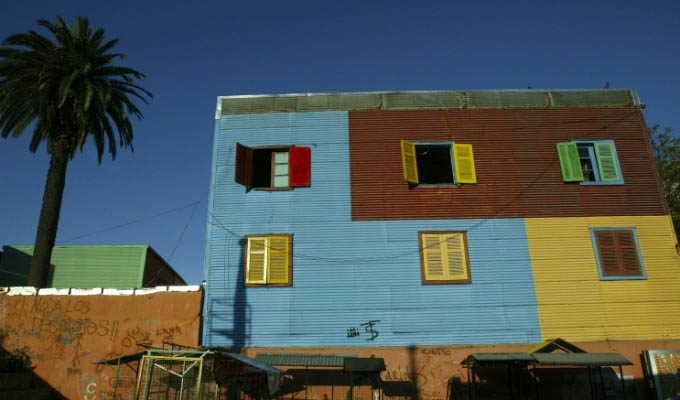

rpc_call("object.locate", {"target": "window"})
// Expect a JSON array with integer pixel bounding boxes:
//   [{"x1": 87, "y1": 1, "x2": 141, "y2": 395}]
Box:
[
  {"x1": 235, "y1": 143, "x2": 311, "y2": 190},
  {"x1": 556, "y1": 140, "x2": 623, "y2": 184},
  {"x1": 590, "y1": 228, "x2": 646, "y2": 280},
  {"x1": 244, "y1": 235, "x2": 292, "y2": 286},
  {"x1": 419, "y1": 231, "x2": 471, "y2": 284},
  {"x1": 401, "y1": 141, "x2": 477, "y2": 185}
]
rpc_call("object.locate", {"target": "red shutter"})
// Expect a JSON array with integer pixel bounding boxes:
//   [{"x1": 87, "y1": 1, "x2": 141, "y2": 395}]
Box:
[
  {"x1": 615, "y1": 231, "x2": 642, "y2": 276},
  {"x1": 595, "y1": 231, "x2": 621, "y2": 276},
  {"x1": 289, "y1": 146, "x2": 311, "y2": 187},
  {"x1": 235, "y1": 143, "x2": 253, "y2": 189}
]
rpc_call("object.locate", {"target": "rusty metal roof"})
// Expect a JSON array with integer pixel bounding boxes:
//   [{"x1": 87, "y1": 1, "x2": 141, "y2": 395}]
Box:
[
  {"x1": 216, "y1": 89, "x2": 641, "y2": 117},
  {"x1": 255, "y1": 353, "x2": 357, "y2": 367}
]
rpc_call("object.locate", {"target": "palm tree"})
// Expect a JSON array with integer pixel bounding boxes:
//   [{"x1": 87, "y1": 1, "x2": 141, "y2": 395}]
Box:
[{"x1": 0, "y1": 17, "x2": 151, "y2": 287}]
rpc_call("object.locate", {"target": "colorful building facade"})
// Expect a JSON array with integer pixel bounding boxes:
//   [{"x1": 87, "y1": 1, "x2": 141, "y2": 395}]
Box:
[{"x1": 203, "y1": 90, "x2": 680, "y2": 399}]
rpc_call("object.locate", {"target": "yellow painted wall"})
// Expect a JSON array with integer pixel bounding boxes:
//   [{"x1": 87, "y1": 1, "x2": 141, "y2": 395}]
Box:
[{"x1": 525, "y1": 215, "x2": 680, "y2": 341}]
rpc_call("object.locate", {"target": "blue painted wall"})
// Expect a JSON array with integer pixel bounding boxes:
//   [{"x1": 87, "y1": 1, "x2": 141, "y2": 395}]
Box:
[{"x1": 203, "y1": 111, "x2": 541, "y2": 347}]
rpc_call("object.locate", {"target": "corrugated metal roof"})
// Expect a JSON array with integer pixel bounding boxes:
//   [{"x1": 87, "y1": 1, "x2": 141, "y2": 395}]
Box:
[
  {"x1": 216, "y1": 89, "x2": 640, "y2": 117},
  {"x1": 467, "y1": 353, "x2": 535, "y2": 363},
  {"x1": 532, "y1": 352, "x2": 633, "y2": 366},
  {"x1": 343, "y1": 358, "x2": 386, "y2": 372},
  {"x1": 255, "y1": 353, "x2": 356, "y2": 367},
  {"x1": 465, "y1": 352, "x2": 632, "y2": 366}
]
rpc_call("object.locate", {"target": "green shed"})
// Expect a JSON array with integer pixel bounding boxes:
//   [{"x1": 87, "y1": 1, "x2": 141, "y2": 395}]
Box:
[{"x1": 0, "y1": 245, "x2": 186, "y2": 288}]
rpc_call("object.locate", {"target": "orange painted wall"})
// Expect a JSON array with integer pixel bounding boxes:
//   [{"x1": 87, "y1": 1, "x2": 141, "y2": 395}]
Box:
[
  {"x1": 0, "y1": 288, "x2": 202, "y2": 400},
  {"x1": 245, "y1": 340, "x2": 680, "y2": 400}
]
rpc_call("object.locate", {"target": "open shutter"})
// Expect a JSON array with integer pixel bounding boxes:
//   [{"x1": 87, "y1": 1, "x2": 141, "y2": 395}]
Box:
[
  {"x1": 246, "y1": 237, "x2": 267, "y2": 284},
  {"x1": 289, "y1": 146, "x2": 311, "y2": 187},
  {"x1": 235, "y1": 143, "x2": 253, "y2": 189},
  {"x1": 421, "y1": 234, "x2": 444, "y2": 280},
  {"x1": 267, "y1": 236, "x2": 290, "y2": 284},
  {"x1": 445, "y1": 233, "x2": 469, "y2": 281},
  {"x1": 594, "y1": 142, "x2": 622, "y2": 182},
  {"x1": 595, "y1": 231, "x2": 621, "y2": 276},
  {"x1": 556, "y1": 142, "x2": 584, "y2": 182},
  {"x1": 615, "y1": 231, "x2": 642, "y2": 276},
  {"x1": 401, "y1": 140, "x2": 419, "y2": 184},
  {"x1": 453, "y1": 144, "x2": 477, "y2": 183}
]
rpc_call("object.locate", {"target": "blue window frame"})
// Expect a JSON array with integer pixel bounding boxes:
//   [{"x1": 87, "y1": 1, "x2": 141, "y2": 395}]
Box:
[{"x1": 590, "y1": 227, "x2": 646, "y2": 280}]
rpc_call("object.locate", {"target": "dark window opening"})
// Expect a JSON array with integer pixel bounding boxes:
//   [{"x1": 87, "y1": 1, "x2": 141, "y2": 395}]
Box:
[
  {"x1": 577, "y1": 144, "x2": 597, "y2": 182},
  {"x1": 252, "y1": 149, "x2": 274, "y2": 188},
  {"x1": 415, "y1": 144, "x2": 454, "y2": 184}
]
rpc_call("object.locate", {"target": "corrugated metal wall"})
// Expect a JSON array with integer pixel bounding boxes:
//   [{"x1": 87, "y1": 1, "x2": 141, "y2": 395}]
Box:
[
  {"x1": 0, "y1": 245, "x2": 146, "y2": 288},
  {"x1": 203, "y1": 112, "x2": 541, "y2": 347},
  {"x1": 348, "y1": 108, "x2": 666, "y2": 220},
  {"x1": 526, "y1": 215, "x2": 680, "y2": 341}
]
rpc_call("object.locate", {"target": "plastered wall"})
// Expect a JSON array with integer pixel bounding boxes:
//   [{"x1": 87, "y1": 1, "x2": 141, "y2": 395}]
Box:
[{"x1": 0, "y1": 286, "x2": 202, "y2": 399}]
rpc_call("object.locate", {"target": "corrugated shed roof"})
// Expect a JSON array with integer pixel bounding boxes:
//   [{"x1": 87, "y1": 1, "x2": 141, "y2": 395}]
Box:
[
  {"x1": 532, "y1": 352, "x2": 633, "y2": 366},
  {"x1": 466, "y1": 353, "x2": 535, "y2": 363},
  {"x1": 255, "y1": 353, "x2": 356, "y2": 367},
  {"x1": 216, "y1": 89, "x2": 640, "y2": 117}
]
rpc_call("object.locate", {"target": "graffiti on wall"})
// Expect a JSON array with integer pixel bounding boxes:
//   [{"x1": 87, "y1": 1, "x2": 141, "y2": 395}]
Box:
[
  {"x1": 0, "y1": 291, "x2": 201, "y2": 400},
  {"x1": 346, "y1": 320, "x2": 380, "y2": 341}
]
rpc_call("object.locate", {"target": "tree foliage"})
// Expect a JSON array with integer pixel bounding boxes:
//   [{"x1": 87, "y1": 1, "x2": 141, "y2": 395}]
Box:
[
  {"x1": 649, "y1": 124, "x2": 680, "y2": 242},
  {"x1": 0, "y1": 17, "x2": 151, "y2": 287}
]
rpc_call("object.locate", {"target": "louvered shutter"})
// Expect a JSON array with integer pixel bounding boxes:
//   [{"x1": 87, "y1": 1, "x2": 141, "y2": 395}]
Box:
[
  {"x1": 422, "y1": 234, "x2": 444, "y2": 280},
  {"x1": 556, "y1": 142, "x2": 584, "y2": 182},
  {"x1": 246, "y1": 237, "x2": 267, "y2": 284},
  {"x1": 289, "y1": 146, "x2": 311, "y2": 187},
  {"x1": 594, "y1": 142, "x2": 622, "y2": 182},
  {"x1": 453, "y1": 144, "x2": 477, "y2": 183},
  {"x1": 267, "y1": 236, "x2": 290, "y2": 284},
  {"x1": 595, "y1": 231, "x2": 622, "y2": 276},
  {"x1": 401, "y1": 140, "x2": 419, "y2": 183},
  {"x1": 615, "y1": 231, "x2": 642, "y2": 276},
  {"x1": 235, "y1": 143, "x2": 253, "y2": 189},
  {"x1": 445, "y1": 233, "x2": 469, "y2": 280}
]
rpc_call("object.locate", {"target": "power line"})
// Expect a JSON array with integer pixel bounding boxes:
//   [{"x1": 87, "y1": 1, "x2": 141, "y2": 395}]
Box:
[
  {"x1": 202, "y1": 112, "x2": 636, "y2": 265},
  {"x1": 58, "y1": 199, "x2": 203, "y2": 244},
  {"x1": 168, "y1": 201, "x2": 199, "y2": 262}
]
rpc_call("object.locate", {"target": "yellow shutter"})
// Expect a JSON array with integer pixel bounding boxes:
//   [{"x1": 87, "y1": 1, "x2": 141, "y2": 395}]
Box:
[
  {"x1": 444, "y1": 233, "x2": 468, "y2": 280},
  {"x1": 267, "y1": 236, "x2": 290, "y2": 284},
  {"x1": 401, "y1": 140, "x2": 419, "y2": 183},
  {"x1": 422, "y1": 234, "x2": 445, "y2": 280},
  {"x1": 246, "y1": 237, "x2": 267, "y2": 284},
  {"x1": 453, "y1": 144, "x2": 477, "y2": 183}
]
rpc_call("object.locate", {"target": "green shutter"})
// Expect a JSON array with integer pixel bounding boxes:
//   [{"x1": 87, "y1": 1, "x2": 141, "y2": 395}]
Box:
[
  {"x1": 594, "y1": 142, "x2": 622, "y2": 182},
  {"x1": 556, "y1": 142, "x2": 584, "y2": 182}
]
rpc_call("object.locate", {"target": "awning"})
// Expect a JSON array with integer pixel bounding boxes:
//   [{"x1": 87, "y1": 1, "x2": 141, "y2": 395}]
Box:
[
  {"x1": 344, "y1": 357, "x2": 386, "y2": 372},
  {"x1": 532, "y1": 353, "x2": 633, "y2": 366},
  {"x1": 463, "y1": 352, "x2": 632, "y2": 367},
  {"x1": 255, "y1": 353, "x2": 356, "y2": 367},
  {"x1": 464, "y1": 352, "x2": 535, "y2": 365},
  {"x1": 94, "y1": 351, "x2": 146, "y2": 365}
]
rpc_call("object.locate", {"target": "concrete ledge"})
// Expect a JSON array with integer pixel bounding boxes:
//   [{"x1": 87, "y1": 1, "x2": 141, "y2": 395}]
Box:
[
  {"x1": 37, "y1": 288, "x2": 70, "y2": 295},
  {"x1": 7, "y1": 287, "x2": 37, "y2": 296},
  {"x1": 102, "y1": 288, "x2": 135, "y2": 295},
  {"x1": 0, "y1": 286, "x2": 201, "y2": 296},
  {"x1": 69, "y1": 288, "x2": 103, "y2": 295}
]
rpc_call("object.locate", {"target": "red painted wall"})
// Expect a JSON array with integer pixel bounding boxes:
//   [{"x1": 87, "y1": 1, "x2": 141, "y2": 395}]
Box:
[
  {"x1": 0, "y1": 288, "x2": 202, "y2": 399},
  {"x1": 349, "y1": 108, "x2": 667, "y2": 220}
]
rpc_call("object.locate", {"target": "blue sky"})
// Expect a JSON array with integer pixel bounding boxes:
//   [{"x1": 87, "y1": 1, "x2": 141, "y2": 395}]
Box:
[{"x1": 1, "y1": 1, "x2": 679, "y2": 284}]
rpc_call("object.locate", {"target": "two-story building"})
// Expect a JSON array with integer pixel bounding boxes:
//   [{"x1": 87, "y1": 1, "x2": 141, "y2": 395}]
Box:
[{"x1": 203, "y1": 90, "x2": 680, "y2": 399}]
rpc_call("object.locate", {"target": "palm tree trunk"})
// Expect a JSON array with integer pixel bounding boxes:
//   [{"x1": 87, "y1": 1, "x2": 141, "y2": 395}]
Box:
[{"x1": 27, "y1": 135, "x2": 70, "y2": 288}]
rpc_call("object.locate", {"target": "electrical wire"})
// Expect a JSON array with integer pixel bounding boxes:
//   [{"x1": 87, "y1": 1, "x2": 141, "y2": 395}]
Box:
[
  {"x1": 58, "y1": 200, "x2": 202, "y2": 244},
  {"x1": 202, "y1": 111, "x2": 637, "y2": 264}
]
